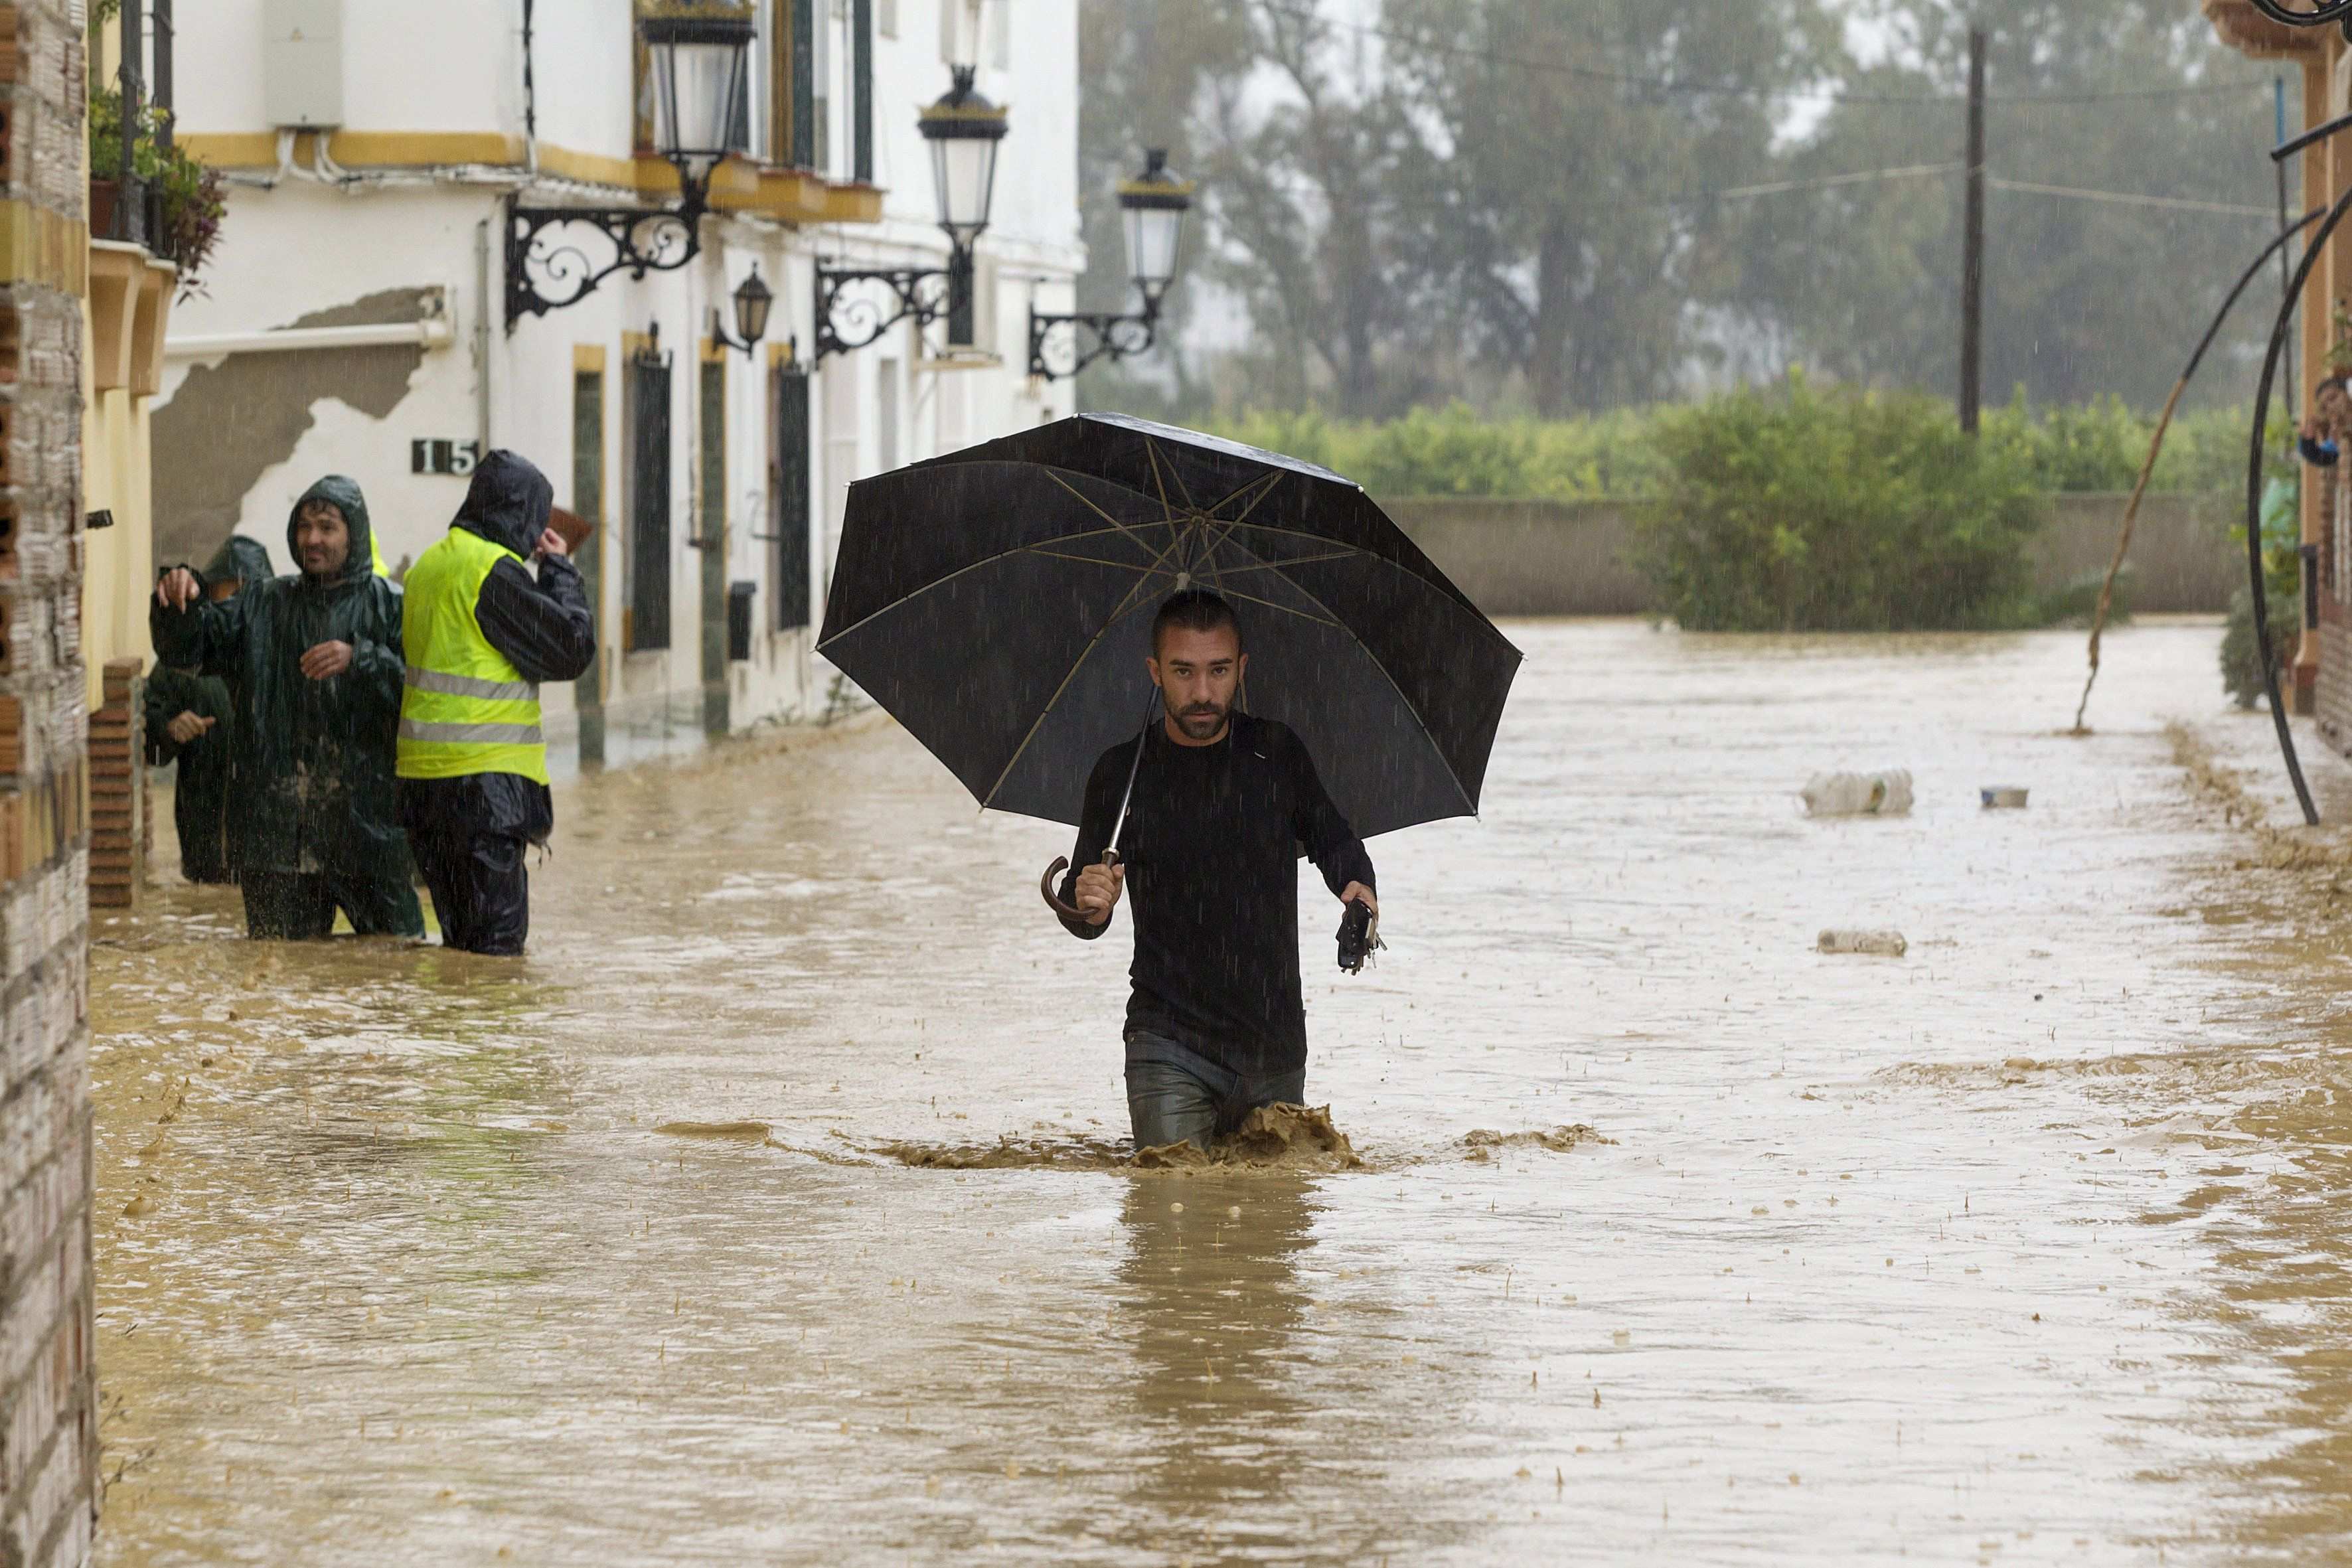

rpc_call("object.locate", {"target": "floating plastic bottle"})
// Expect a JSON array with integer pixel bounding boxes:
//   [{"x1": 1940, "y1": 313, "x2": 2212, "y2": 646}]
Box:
[
  {"x1": 1800, "y1": 769, "x2": 1914, "y2": 818},
  {"x1": 1818, "y1": 929, "x2": 1908, "y2": 957}
]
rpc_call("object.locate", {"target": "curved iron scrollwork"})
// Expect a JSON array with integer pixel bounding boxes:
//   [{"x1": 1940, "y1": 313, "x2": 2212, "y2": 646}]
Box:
[
  {"x1": 814, "y1": 266, "x2": 953, "y2": 360},
  {"x1": 2246, "y1": 0, "x2": 2352, "y2": 26},
  {"x1": 1026, "y1": 309, "x2": 1160, "y2": 381},
  {"x1": 506, "y1": 191, "x2": 707, "y2": 331}
]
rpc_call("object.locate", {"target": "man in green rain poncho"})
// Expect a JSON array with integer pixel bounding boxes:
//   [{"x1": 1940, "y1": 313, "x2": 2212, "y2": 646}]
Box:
[
  {"x1": 151, "y1": 477, "x2": 425, "y2": 939},
  {"x1": 143, "y1": 535, "x2": 273, "y2": 884}
]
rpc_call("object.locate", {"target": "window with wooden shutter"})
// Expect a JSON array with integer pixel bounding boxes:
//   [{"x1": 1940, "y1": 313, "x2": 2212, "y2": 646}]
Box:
[
  {"x1": 628, "y1": 346, "x2": 674, "y2": 652},
  {"x1": 771, "y1": 362, "x2": 813, "y2": 631}
]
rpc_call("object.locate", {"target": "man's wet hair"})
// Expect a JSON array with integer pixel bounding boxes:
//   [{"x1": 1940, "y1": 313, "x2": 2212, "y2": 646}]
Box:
[{"x1": 1152, "y1": 588, "x2": 1241, "y2": 657}]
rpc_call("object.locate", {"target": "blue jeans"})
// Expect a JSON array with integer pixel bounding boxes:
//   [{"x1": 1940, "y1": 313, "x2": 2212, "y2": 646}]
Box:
[{"x1": 1125, "y1": 1031, "x2": 1306, "y2": 1150}]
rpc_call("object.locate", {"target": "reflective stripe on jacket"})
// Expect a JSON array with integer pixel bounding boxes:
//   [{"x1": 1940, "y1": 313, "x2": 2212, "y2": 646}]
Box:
[{"x1": 397, "y1": 528, "x2": 548, "y2": 785}]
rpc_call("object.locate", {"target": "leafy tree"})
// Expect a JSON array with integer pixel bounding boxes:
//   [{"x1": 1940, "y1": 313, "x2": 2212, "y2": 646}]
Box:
[
  {"x1": 1381, "y1": 0, "x2": 1844, "y2": 415},
  {"x1": 1735, "y1": 0, "x2": 2285, "y2": 410},
  {"x1": 1072, "y1": 1, "x2": 1252, "y2": 413}
]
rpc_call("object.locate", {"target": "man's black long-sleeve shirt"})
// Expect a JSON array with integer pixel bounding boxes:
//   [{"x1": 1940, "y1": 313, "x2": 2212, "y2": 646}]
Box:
[{"x1": 1058, "y1": 711, "x2": 1374, "y2": 1077}]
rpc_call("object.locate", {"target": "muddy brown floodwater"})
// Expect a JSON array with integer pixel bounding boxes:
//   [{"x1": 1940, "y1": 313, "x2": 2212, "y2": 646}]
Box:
[{"x1": 84, "y1": 617, "x2": 2352, "y2": 1564}]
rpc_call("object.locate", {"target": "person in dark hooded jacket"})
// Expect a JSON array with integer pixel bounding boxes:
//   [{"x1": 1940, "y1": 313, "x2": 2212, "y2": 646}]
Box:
[
  {"x1": 151, "y1": 477, "x2": 426, "y2": 940},
  {"x1": 397, "y1": 451, "x2": 595, "y2": 955},
  {"x1": 143, "y1": 535, "x2": 275, "y2": 883}
]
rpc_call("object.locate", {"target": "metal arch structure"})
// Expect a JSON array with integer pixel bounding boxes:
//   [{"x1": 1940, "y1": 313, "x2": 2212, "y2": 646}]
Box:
[
  {"x1": 505, "y1": 189, "x2": 708, "y2": 331},
  {"x1": 2246, "y1": 0, "x2": 2352, "y2": 27},
  {"x1": 2238, "y1": 179, "x2": 2352, "y2": 826}
]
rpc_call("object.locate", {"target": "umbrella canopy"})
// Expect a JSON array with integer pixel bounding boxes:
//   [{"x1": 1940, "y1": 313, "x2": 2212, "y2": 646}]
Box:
[{"x1": 816, "y1": 414, "x2": 1522, "y2": 840}]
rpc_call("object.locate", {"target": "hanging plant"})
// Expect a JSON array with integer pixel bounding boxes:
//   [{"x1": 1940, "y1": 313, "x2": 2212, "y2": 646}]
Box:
[{"x1": 88, "y1": 86, "x2": 226, "y2": 301}]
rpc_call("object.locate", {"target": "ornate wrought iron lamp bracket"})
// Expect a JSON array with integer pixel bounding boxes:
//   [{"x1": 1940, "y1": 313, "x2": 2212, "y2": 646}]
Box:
[
  {"x1": 1026, "y1": 306, "x2": 1161, "y2": 382},
  {"x1": 505, "y1": 177, "x2": 711, "y2": 332},
  {"x1": 812, "y1": 262, "x2": 957, "y2": 362}
]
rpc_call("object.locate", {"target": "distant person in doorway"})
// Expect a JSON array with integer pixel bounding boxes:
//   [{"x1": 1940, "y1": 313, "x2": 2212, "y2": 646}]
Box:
[
  {"x1": 1055, "y1": 589, "x2": 1377, "y2": 1151},
  {"x1": 396, "y1": 451, "x2": 594, "y2": 957},
  {"x1": 2300, "y1": 375, "x2": 2350, "y2": 467},
  {"x1": 142, "y1": 536, "x2": 274, "y2": 884},
  {"x1": 151, "y1": 477, "x2": 425, "y2": 940}
]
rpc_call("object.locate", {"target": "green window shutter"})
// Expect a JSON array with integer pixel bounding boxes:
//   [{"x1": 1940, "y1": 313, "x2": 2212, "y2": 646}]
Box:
[
  {"x1": 773, "y1": 364, "x2": 813, "y2": 631},
  {"x1": 853, "y1": 0, "x2": 873, "y2": 183}
]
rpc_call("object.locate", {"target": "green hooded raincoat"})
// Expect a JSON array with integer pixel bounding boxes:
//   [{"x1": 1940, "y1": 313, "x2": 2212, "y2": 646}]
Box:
[{"x1": 150, "y1": 477, "x2": 422, "y2": 929}]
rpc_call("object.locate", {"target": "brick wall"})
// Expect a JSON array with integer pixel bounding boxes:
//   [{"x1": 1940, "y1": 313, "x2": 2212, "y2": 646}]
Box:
[{"x1": 0, "y1": 2, "x2": 95, "y2": 1565}]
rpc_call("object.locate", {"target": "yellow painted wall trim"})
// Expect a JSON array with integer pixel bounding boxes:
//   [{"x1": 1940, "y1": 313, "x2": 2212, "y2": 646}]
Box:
[
  {"x1": 177, "y1": 131, "x2": 886, "y2": 223},
  {"x1": 181, "y1": 129, "x2": 523, "y2": 169},
  {"x1": 574, "y1": 343, "x2": 608, "y2": 372},
  {"x1": 0, "y1": 202, "x2": 89, "y2": 294},
  {"x1": 766, "y1": 339, "x2": 797, "y2": 368}
]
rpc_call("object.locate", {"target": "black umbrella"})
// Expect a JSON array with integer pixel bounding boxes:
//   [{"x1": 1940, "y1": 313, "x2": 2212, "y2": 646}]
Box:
[{"x1": 815, "y1": 414, "x2": 1522, "y2": 896}]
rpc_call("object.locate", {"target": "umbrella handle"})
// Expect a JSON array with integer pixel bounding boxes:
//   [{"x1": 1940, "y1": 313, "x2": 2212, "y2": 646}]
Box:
[{"x1": 1040, "y1": 850, "x2": 1121, "y2": 923}]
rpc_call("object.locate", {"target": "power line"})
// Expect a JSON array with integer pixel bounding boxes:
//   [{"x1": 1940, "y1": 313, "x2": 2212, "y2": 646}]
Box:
[
  {"x1": 1261, "y1": 3, "x2": 2273, "y2": 109},
  {"x1": 1986, "y1": 176, "x2": 2278, "y2": 218},
  {"x1": 1701, "y1": 163, "x2": 1961, "y2": 201}
]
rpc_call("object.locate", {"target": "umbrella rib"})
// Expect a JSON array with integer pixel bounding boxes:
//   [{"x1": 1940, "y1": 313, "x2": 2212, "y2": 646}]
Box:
[
  {"x1": 1145, "y1": 434, "x2": 1200, "y2": 514},
  {"x1": 1192, "y1": 547, "x2": 1366, "y2": 575},
  {"x1": 1205, "y1": 584, "x2": 1340, "y2": 627},
  {"x1": 1200, "y1": 468, "x2": 1285, "y2": 523},
  {"x1": 1211, "y1": 530, "x2": 1486, "y2": 820},
  {"x1": 1019, "y1": 545, "x2": 1187, "y2": 571},
  {"x1": 813, "y1": 524, "x2": 1164, "y2": 649},
  {"x1": 1204, "y1": 520, "x2": 1517, "y2": 649},
  {"x1": 974, "y1": 519, "x2": 1204, "y2": 814},
  {"x1": 1040, "y1": 471, "x2": 1166, "y2": 560}
]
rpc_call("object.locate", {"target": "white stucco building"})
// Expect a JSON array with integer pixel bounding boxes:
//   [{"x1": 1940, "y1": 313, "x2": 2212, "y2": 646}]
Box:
[{"x1": 160, "y1": 0, "x2": 1081, "y2": 765}]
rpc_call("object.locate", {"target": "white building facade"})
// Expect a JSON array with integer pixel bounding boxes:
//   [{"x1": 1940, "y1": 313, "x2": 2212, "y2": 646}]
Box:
[{"x1": 161, "y1": 0, "x2": 1081, "y2": 764}]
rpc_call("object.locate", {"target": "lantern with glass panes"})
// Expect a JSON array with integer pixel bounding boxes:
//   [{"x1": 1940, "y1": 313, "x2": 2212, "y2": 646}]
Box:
[
  {"x1": 505, "y1": 2, "x2": 755, "y2": 327},
  {"x1": 710, "y1": 266, "x2": 774, "y2": 356},
  {"x1": 813, "y1": 66, "x2": 1010, "y2": 361},
  {"x1": 1026, "y1": 149, "x2": 1195, "y2": 380}
]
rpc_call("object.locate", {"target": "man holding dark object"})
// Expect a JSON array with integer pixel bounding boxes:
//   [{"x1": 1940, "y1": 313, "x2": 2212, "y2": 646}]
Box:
[
  {"x1": 142, "y1": 536, "x2": 274, "y2": 884},
  {"x1": 397, "y1": 451, "x2": 595, "y2": 957},
  {"x1": 1056, "y1": 589, "x2": 1378, "y2": 1152},
  {"x1": 151, "y1": 479, "x2": 423, "y2": 939}
]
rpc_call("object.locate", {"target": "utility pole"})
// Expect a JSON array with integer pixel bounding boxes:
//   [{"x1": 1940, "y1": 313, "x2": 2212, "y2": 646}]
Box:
[{"x1": 1960, "y1": 25, "x2": 1986, "y2": 435}]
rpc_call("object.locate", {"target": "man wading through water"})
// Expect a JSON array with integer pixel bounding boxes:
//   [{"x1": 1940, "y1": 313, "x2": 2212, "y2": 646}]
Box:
[
  {"x1": 152, "y1": 477, "x2": 424, "y2": 940},
  {"x1": 1056, "y1": 589, "x2": 1377, "y2": 1150}
]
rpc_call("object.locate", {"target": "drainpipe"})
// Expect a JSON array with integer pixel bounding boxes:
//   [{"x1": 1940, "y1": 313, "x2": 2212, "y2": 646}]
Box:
[
  {"x1": 152, "y1": 0, "x2": 172, "y2": 153},
  {"x1": 522, "y1": 0, "x2": 539, "y2": 176},
  {"x1": 476, "y1": 216, "x2": 494, "y2": 451},
  {"x1": 118, "y1": 0, "x2": 143, "y2": 243}
]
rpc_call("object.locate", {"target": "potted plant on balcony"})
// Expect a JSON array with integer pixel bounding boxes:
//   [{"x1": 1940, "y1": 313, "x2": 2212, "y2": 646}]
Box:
[{"x1": 88, "y1": 88, "x2": 226, "y2": 301}]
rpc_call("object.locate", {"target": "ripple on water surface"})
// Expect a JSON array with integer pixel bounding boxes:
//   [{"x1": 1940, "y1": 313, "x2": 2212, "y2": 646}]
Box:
[{"x1": 87, "y1": 620, "x2": 2352, "y2": 1564}]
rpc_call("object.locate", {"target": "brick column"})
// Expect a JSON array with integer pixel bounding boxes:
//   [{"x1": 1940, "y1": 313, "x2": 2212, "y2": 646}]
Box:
[{"x1": 0, "y1": 1, "x2": 98, "y2": 1565}]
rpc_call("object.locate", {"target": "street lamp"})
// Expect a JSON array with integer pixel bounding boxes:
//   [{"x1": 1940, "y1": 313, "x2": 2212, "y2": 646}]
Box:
[
  {"x1": 1028, "y1": 149, "x2": 1196, "y2": 381},
  {"x1": 710, "y1": 264, "x2": 774, "y2": 356},
  {"x1": 815, "y1": 66, "x2": 1010, "y2": 361},
  {"x1": 505, "y1": 1, "x2": 755, "y2": 328}
]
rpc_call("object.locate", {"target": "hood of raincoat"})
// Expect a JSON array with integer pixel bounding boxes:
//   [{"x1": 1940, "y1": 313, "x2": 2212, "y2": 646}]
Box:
[
  {"x1": 286, "y1": 475, "x2": 376, "y2": 587},
  {"x1": 451, "y1": 449, "x2": 554, "y2": 559},
  {"x1": 201, "y1": 534, "x2": 275, "y2": 591}
]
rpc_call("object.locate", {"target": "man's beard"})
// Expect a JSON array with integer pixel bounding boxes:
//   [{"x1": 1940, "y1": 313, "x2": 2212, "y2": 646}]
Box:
[{"x1": 1165, "y1": 692, "x2": 1229, "y2": 738}]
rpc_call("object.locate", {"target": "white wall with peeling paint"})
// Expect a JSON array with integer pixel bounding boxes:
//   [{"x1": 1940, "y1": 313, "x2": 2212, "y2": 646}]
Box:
[{"x1": 155, "y1": 0, "x2": 1085, "y2": 763}]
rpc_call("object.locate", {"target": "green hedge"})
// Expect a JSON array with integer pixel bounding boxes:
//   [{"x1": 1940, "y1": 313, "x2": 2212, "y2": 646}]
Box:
[
  {"x1": 1624, "y1": 379, "x2": 2047, "y2": 632},
  {"x1": 1209, "y1": 392, "x2": 2266, "y2": 501}
]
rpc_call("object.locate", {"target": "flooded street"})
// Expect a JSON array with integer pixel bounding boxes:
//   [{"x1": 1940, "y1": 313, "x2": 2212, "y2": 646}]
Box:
[{"x1": 84, "y1": 617, "x2": 2352, "y2": 1565}]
